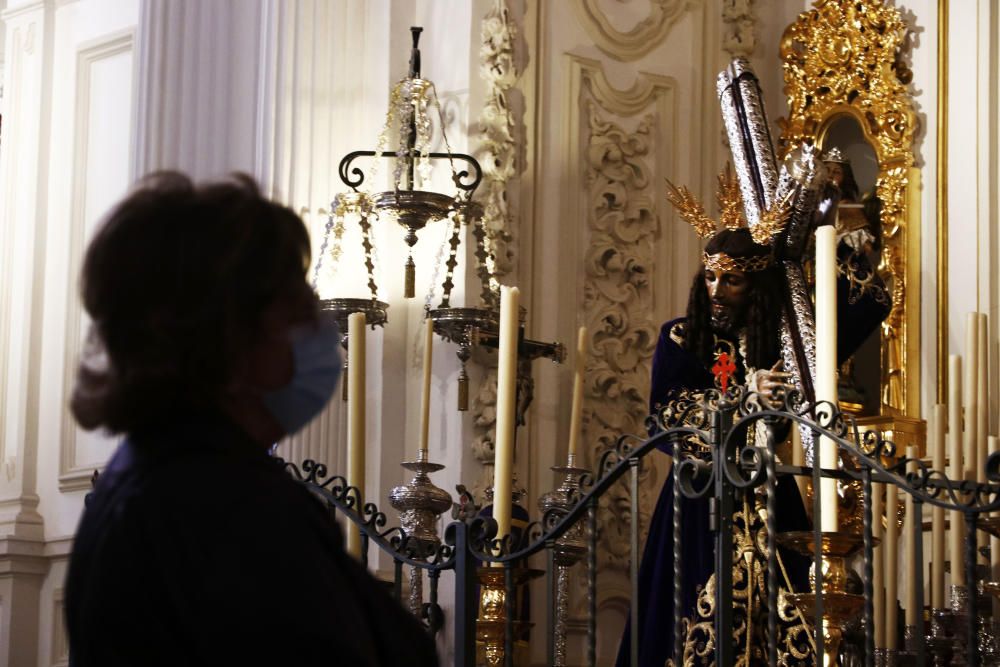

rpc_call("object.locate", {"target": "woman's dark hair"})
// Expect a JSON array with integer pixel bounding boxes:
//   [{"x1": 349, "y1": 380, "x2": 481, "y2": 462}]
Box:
[
  {"x1": 71, "y1": 172, "x2": 312, "y2": 434},
  {"x1": 684, "y1": 229, "x2": 783, "y2": 371}
]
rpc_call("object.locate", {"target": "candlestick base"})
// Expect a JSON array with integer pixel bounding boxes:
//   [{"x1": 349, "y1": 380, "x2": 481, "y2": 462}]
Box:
[
  {"x1": 389, "y1": 456, "x2": 452, "y2": 552},
  {"x1": 978, "y1": 617, "x2": 1000, "y2": 666},
  {"x1": 784, "y1": 589, "x2": 865, "y2": 662},
  {"x1": 889, "y1": 625, "x2": 918, "y2": 666},
  {"x1": 389, "y1": 454, "x2": 452, "y2": 616},
  {"x1": 779, "y1": 530, "x2": 871, "y2": 664},
  {"x1": 537, "y1": 455, "x2": 590, "y2": 666},
  {"x1": 874, "y1": 647, "x2": 917, "y2": 667},
  {"x1": 538, "y1": 459, "x2": 588, "y2": 564},
  {"x1": 927, "y1": 608, "x2": 955, "y2": 667},
  {"x1": 947, "y1": 586, "x2": 969, "y2": 666},
  {"x1": 776, "y1": 530, "x2": 876, "y2": 560},
  {"x1": 475, "y1": 565, "x2": 544, "y2": 667}
]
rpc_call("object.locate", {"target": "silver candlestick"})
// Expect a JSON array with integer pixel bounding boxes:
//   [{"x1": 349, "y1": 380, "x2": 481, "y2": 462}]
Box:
[
  {"x1": 927, "y1": 608, "x2": 955, "y2": 667},
  {"x1": 538, "y1": 453, "x2": 589, "y2": 667},
  {"x1": 389, "y1": 450, "x2": 452, "y2": 615},
  {"x1": 949, "y1": 584, "x2": 969, "y2": 666}
]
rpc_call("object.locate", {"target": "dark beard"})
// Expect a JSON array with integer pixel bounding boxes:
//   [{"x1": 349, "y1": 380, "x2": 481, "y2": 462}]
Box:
[{"x1": 710, "y1": 305, "x2": 744, "y2": 336}]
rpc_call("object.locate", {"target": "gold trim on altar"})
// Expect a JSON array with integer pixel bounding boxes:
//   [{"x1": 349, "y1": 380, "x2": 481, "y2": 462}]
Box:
[{"x1": 778, "y1": 0, "x2": 921, "y2": 419}]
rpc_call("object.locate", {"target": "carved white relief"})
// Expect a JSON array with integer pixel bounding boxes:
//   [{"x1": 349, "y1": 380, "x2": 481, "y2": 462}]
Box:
[
  {"x1": 722, "y1": 0, "x2": 758, "y2": 58},
  {"x1": 477, "y1": 0, "x2": 519, "y2": 279},
  {"x1": 574, "y1": 0, "x2": 688, "y2": 62},
  {"x1": 470, "y1": 367, "x2": 498, "y2": 496},
  {"x1": 582, "y1": 103, "x2": 660, "y2": 570},
  {"x1": 467, "y1": 0, "x2": 521, "y2": 499}
]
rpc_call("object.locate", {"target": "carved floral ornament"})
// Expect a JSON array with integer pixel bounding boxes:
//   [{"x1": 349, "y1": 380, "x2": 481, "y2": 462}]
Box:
[
  {"x1": 779, "y1": 0, "x2": 917, "y2": 413},
  {"x1": 778, "y1": 0, "x2": 915, "y2": 163},
  {"x1": 478, "y1": 0, "x2": 519, "y2": 279},
  {"x1": 583, "y1": 101, "x2": 660, "y2": 569}
]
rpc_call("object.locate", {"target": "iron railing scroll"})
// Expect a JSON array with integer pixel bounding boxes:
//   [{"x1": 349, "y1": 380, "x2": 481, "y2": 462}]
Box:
[{"x1": 280, "y1": 386, "x2": 1000, "y2": 667}]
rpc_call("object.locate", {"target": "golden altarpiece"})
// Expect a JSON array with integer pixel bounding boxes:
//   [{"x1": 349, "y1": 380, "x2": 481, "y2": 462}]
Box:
[{"x1": 780, "y1": 0, "x2": 924, "y2": 455}]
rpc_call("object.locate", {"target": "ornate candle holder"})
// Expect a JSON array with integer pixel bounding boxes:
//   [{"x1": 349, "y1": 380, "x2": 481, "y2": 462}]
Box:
[
  {"x1": 475, "y1": 566, "x2": 544, "y2": 667},
  {"x1": 475, "y1": 477, "x2": 537, "y2": 667},
  {"x1": 947, "y1": 584, "x2": 969, "y2": 666},
  {"x1": 537, "y1": 453, "x2": 589, "y2": 667},
  {"x1": 388, "y1": 450, "x2": 452, "y2": 615},
  {"x1": 874, "y1": 647, "x2": 917, "y2": 667},
  {"x1": 778, "y1": 531, "x2": 869, "y2": 665},
  {"x1": 428, "y1": 305, "x2": 498, "y2": 411},
  {"x1": 429, "y1": 305, "x2": 566, "y2": 411},
  {"x1": 320, "y1": 298, "x2": 389, "y2": 400},
  {"x1": 926, "y1": 608, "x2": 955, "y2": 667},
  {"x1": 321, "y1": 28, "x2": 485, "y2": 299},
  {"x1": 977, "y1": 580, "x2": 1000, "y2": 666}
]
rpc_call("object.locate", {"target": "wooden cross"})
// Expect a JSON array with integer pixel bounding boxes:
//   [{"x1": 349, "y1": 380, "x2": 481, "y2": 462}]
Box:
[{"x1": 712, "y1": 352, "x2": 737, "y2": 393}]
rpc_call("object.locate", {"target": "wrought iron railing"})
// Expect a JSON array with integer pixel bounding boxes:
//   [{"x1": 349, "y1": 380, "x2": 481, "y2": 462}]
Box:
[{"x1": 281, "y1": 387, "x2": 1000, "y2": 667}]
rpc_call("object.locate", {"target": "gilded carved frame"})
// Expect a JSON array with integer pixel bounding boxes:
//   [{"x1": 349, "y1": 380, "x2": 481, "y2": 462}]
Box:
[{"x1": 778, "y1": 0, "x2": 920, "y2": 417}]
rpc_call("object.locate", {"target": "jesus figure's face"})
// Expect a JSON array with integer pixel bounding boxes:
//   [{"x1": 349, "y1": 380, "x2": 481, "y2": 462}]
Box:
[{"x1": 704, "y1": 267, "x2": 750, "y2": 334}]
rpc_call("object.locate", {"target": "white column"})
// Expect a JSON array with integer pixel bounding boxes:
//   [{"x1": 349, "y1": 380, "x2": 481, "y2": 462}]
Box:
[
  {"x1": 0, "y1": 4, "x2": 52, "y2": 665},
  {"x1": 0, "y1": 0, "x2": 50, "y2": 540},
  {"x1": 132, "y1": 0, "x2": 265, "y2": 180}
]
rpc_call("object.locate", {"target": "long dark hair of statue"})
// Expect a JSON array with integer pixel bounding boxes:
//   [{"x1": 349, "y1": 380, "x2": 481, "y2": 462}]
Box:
[{"x1": 684, "y1": 230, "x2": 783, "y2": 372}]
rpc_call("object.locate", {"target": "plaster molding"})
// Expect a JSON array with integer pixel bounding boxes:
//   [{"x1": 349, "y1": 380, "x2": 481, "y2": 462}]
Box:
[
  {"x1": 0, "y1": 0, "x2": 48, "y2": 511},
  {"x1": 469, "y1": 367, "x2": 498, "y2": 497},
  {"x1": 721, "y1": 0, "x2": 758, "y2": 58},
  {"x1": 41, "y1": 536, "x2": 72, "y2": 559},
  {"x1": 0, "y1": 0, "x2": 46, "y2": 23},
  {"x1": 0, "y1": 535, "x2": 46, "y2": 576},
  {"x1": 573, "y1": 0, "x2": 691, "y2": 62},
  {"x1": 58, "y1": 30, "x2": 135, "y2": 491},
  {"x1": 477, "y1": 0, "x2": 519, "y2": 280},
  {"x1": 467, "y1": 0, "x2": 521, "y2": 501},
  {"x1": 564, "y1": 55, "x2": 674, "y2": 574},
  {"x1": 50, "y1": 587, "x2": 68, "y2": 667}
]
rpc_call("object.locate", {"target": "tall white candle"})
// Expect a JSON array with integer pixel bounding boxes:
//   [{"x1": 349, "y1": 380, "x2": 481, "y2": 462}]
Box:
[
  {"x1": 904, "y1": 444, "x2": 920, "y2": 627},
  {"x1": 965, "y1": 314, "x2": 979, "y2": 485},
  {"x1": 886, "y1": 481, "x2": 899, "y2": 649},
  {"x1": 931, "y1": 404, "x2": 947, "y2": 609},
  {"x1": 990, "y1": 436, "x2": 1000, "y2": 607},
  {"x1": 873, "y1": 479, "x2": 885, "y2": 648},
  {"x1": 419, "y1": 317, "x2": 434, "y2": 458},
  {"x1": 567, "y1": 326, "x2": 588, "y2": 461},
  {"x1": 815, "y1": 225, "x2": 839, "y2": 532},
  {"x1": 493, "y1": 286, "x2": 520, "y2": 547},
  {"x1": 346, "y1": 311, "x2": 367, "y2": 559},
  {"x1": 948, "y1": 354, "x2": 966, "y2": 586},
  {"x1": 792, "y1": 425, "x2": 808, "y2": 502},
  {"x1": 978, "y1": 313, "x2": 989, "y2": 481},
  {"x1": 979, "y1": 314, "x2": 990, "y2": 565}
]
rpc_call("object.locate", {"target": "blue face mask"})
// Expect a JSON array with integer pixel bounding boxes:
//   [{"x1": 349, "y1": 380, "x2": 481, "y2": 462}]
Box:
[{"x1": 262, "y1": 312, "x2": 342, "y2": 436}]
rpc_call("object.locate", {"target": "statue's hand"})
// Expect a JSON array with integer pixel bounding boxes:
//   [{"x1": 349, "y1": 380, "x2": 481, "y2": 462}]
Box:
[
  {"x1": 815, "y1": 182, "x2": 842, "y2": 228},
  {"x1": 751, "y1": 360, "x2": 795, "y2": 409}
]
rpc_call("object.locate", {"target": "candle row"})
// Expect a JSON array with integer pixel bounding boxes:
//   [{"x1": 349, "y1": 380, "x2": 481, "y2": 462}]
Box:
[
  {"x1": 872, "y1": 311, "x2": 993, "y2": 648},
  {"x1": 343, "y1": 289, "x2": 590, "y2": 562}
]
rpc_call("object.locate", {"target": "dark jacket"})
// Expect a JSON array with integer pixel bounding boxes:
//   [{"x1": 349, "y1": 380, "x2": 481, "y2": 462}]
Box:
[{"x1": 66, "y1": 412, "x2": 438, "y2": 667}]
